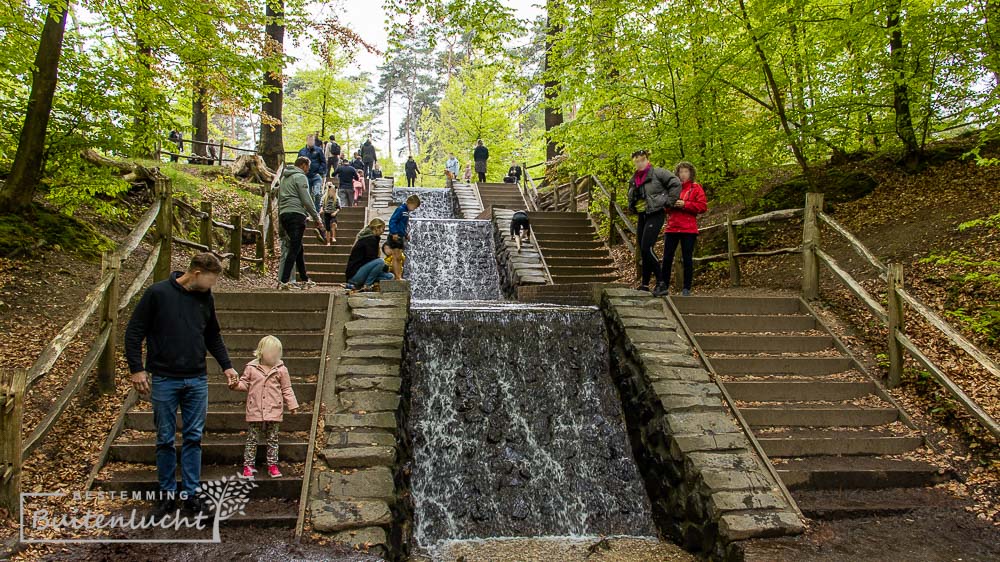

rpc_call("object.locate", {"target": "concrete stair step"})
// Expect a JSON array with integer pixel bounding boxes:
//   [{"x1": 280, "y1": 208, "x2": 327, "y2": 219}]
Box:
[
  {"x1": 126, "y1": 410, "x2": 314, "y2": 432},
  {"x1": 544, "y1": 256, "x2": 614, "y2": 267},
  {"x1": 217, "y1": 310, "x2": 327, "y2": 331},
  {"x1": 698, "y1": 334, "x2": 834, "y2": 353},
  {"x1": 742, "y1": 405, "x2": 899, "y2": 427},
  {"x1": 712, "y1": 357, "x2": 853, "y2": 376},
  {"x1": 792, "y1": 487, "x2": 963, "y2": 519},
  {"x1": 214, "y1": 292, "x2": 329, "y2": 311},
  {"x1": 725, "y1": 380, "x2": 877, "y2": 401},
  {"x1": 535, "y1": 239, "x2": 605, "y2": 249},
  {"x1": 776, "y1": 456, "x2": 948, "y2": 490},
  {"x1": 208, "y1": 381, "x2": 316, "y2": 402},
  {"x1": 550, "y1": 274, "x2": 620, "y2": 284},
  {"x1": 208, "y1": 355, "x2": 321, "y2": 375},
  {"x1": 533, "y1": 225, "x2": 599, "y2": 235},
  {"x1": 304, "y1": 263, "x2": 349, "y2": 274},
  {"x1": 309, "y1": 272, "x2": 347, "y2": 284},
  {"x1": 222, "y1": 333, "x2": 324, "y2": 351},
  {"x1": 684, "y1": 314, "x2": 817, "y2": 333},
  {"x1": 538, "y1": 248, "x2": 611, "y2": 258},
  {"x1": 110, "y1": 437, "x2": 310, "y2": 464},
  {"x1": 547, "y1": 265, "x2": 619, "y2": 277},
  {"x1": 672, "y1": 295, "x2": 802, "y2": 315},
  {"x1": 301, "y1": 253, "x2": 351, "y2": 264},
  {"x1": 758, "y1": 429, "x2": 924, "y2": 457},
  {"x1": 93, "y1": 463, "x2": 303, "y2": 497}
]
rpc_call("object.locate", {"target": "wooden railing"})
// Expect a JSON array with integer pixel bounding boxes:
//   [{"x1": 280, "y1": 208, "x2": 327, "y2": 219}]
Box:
[
  {"x1": 156, "y1": 138, "x2": 258, "y2": 165},
  {"x1": 0, "y1": 166, "x2": 278, "y2": 516}
]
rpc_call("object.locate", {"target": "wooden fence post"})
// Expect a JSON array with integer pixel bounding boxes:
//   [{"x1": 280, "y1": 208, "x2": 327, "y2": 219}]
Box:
[
  {"x1": 199, "y1": 201, "x2": 212, "y2": 250},
  {"x1": 887, "y1": 263, "x2": 905, "y2": 388},
  {"x1": 607, "y1": 183, "x2": 617, "y2": 246},
  {"x1": 264, "y1": 191, "x2": 276, "y2": 257},
  {"x1": 726, "y1": 214, "x2": 742, "y2": 287},
  {"x1": 229, "y1": 215, "x2": 242, "y2": 279},
  {"x1": 255, "y1": 230, "x2": 265, "y2": 274},
  {"x1": 153, "y1": 178, "x2": 173, "y2": 282},
  {"x1": 570, "y1": 175, "x2": 578, "y2": 212},
  {"x1": 96, "y1": 252, "x2": 121, "y2": 394},
  {"x1": 802, "y1": 192, "x2": 824, "y2": 299},
  {"x1": 0, "y1": 368, "x2": 26, "y2": 517}
]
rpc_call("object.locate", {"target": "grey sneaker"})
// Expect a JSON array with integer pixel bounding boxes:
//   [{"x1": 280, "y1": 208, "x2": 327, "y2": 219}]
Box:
[
  {"x1": 277, "y1": 282, "x2": 302, "y2": 291},
  {"x1": 652, "y1": 284, "x2": 669, "y2": 297},
  {"x1": 302, "y1": 280, "x2": 318, "y2": 289},
  {"x1": 682, "y1": 288, "x2": 691, "y2": 296}
]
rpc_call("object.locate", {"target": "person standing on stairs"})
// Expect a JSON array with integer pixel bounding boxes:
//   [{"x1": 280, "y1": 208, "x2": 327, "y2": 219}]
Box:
[
  {"x1": 654, "y1": 161, "x2": 708, "y2": 297},
  {"x1": 321, "y1": 183, "x2": 340, "y2": 245},
  {"x1": 277, "y1": 156, "x2": 324, "y2": 290},
  {"x1": 325, "y1": 135, "x2": 341, "y2": 177},
  {"x1": 360, "y1": 137, "x2": 377, "y2": 185},
  {"x1": 297, "y1": 134, "x2": 327, "y2": 213},
  {"x1": 404, "y1": 156, "x2": 420, "y2": 188},
  {"x1": 445, "y1": 153, "x2": 460, "y2": 185},
  {"x1": 124, "y1": 252, "x2": 239, "y2": 520},
  {"x1": 627, "y1": 148, "x2": 681, "y2": 292},
  {"x1": 463, "y1": 163, "x2": 472, "y2": 183},
  {"x1": 473, "y1": 139, "x2": 489, "y2": 182},
  {"x1": 371, "y1": 162, "x2": 383, "y2": 181},
  {"x1": 345, "y1": 218, "x2": 395, "y2": 290},
  {"x1": 334, "y1": 158, "x2": 361, "y2": 207},
  {"x1": 387, "y1": 194, "x2": 421, "y2": 280}
]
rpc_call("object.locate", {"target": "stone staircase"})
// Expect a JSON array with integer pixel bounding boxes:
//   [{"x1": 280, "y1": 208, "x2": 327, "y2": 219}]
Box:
[
  {"x1": 369, "y1": 178, "x2": 395, "y2": 209},
  {"x1": 452, "y1": 181, "x2": 483, "y2": 218},
  {"x1": 531, "y1": 211, "x2": 620, "y2": 284},
  {"x1": 303, "y1": 188, "x2": 369, "y2": 285},
  {"x1": 671, "y1": 294, "x2": 948, "y2": 517},
  {"x1": 475, "y1": 182, "x2": 527, "y2": 218},
  {"x1": 92, "y1": 292, "x2": 331, "y2": 527}
]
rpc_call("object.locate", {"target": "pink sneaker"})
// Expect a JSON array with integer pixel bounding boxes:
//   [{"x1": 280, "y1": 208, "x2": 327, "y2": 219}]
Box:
[
  {"x1": 267, "y1": 464, "x2": 282, "y2": 478},
  {"x1": 242, "y1": 465, "x2": 255, "y2": 479}
]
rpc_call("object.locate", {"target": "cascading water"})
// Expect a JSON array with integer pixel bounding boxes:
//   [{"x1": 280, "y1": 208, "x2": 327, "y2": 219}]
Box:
[
  {"x1": 402, "y1": 305, "x2": 657, "y2": 552},
  {"x1": 404, "y1": 219, "x2": 503, "y2": 302},
  {"x1": 392, "y1": 187, "x2": 456, "y2": 219}
]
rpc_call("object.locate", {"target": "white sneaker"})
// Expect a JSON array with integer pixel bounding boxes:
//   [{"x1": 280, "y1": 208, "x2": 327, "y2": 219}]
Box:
[
  {"x1": 277, "y1": 282, "x2": 302, "y2": 291},
  {"x1": 302, "y1": 280, "x2": 318, "y2": 289}
]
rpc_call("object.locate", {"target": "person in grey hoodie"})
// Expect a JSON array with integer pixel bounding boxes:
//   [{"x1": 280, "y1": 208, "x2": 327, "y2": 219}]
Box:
[
  {"x1": 277, "y1": 157, "x2": 324, "y2": 289},
  {"x1": 627, "y1": 149, "x2": 681, "y2": 291}
]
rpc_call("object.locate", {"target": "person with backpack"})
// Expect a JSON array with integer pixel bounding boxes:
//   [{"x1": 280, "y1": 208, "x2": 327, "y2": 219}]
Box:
[
  {"x1": 404, "y1": 156, "x2": 420, "y2": 188},
  {"x1": 325, "y1": 135, "x2": 341, "y2": 177},
  {"x1": 360, "y1": 137, "x2": 377, "y2": 182},
  {"x1": 297, "y1": 135, "x2": 327, "y2": 213},
  {"x1": 654, "y1": 161, "x2": 708, "y2": 297},
  {"x1": 627, "y1": 149, "x2": 681, "y2": 292},
  {"x1": 473, "y1": 140, "x2": 489, "y2": 182}
]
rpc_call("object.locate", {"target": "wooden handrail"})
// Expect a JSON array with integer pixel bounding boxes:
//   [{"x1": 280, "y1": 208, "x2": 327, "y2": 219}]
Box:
[
  {"x1": 699, "y1": 208, "x2": 804, "y2": 232},
  {"x1": 815, "y1": 249, "x2": 889, "y2": 323},
  {"x1": 817, "y1": 212, "x2": 887, "y2": 275}
]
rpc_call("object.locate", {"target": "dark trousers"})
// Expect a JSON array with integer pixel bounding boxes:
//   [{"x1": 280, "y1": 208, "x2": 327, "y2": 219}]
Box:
[
  {"x1": 477, "y1": 172, "x2": 486, "y2": 182},
  {"x1": 662, "y1": 232, "x2": 698, "y2": 290},
  {"x1": 279, "y1": 213, "x2": 308, "y2": 284},
  {"x1": 406, "y1": 175, "x2": 416, "y2": 187},
  {"x1": 637, "y1": 210, "x2": 665, "y2": 286}
]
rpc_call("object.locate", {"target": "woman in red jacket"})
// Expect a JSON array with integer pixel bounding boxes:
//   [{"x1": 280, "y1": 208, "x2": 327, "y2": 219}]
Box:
[{"x1": 654, "y1": 161, "x2": 707, "y2": 296}]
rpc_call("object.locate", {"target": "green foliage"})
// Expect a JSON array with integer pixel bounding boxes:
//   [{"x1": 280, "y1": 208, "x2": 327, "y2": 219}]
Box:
[{"x1": 283, "y1": 67, "x2": 370, "y2": 151}]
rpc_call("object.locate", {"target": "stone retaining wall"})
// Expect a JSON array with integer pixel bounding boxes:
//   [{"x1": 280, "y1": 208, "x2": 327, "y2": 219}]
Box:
[
  {"x1": 492, "y1": 208, "x2": 547, "y2": 298},
  {"x1": 308, "y1": 281, "x2": 410, "y2": 558},
  {"x1": 600, "y1": 287, "x2": 803, "y2": 560}
]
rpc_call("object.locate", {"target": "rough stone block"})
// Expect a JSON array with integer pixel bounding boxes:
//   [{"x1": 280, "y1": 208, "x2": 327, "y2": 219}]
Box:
[
  {"x1": 659, "y1": 394, "x2": 726, "y2": 413},
  {"x1": 321, "y1": 446, "x2": 396, "y2": 468},
  {"x1": 338, "y1": 376, "x2": 402, "y2": 392},
  {"x1": 345, "y1": 335, "x2": 404, "y2": 349},
  {"x1": 653, "y1": 381, "x2": 722, "y2": 397},
  {"x1": 670, "y1": 433, "x2": 749, "y2": 457},
  {"x1": 639, "y1": 350, "x2": 702, "y2": 368},
  {"x1": 345, "y1": 319, "x2": 406, "y2": 337},
  {"x1": 603, "y1": 288, "x2": 650, "y2": 298},
  {"x1": 708, "y1": 491, "x2": 788, "y2": 519},
  {"x1": 333, "y1": 525, "x2": 389, "y2": 547},
  {"x1": 348, "y1": 296, "x2": 407, "y2": 308},
  {"x1": 686, "y1": 451, "x2": 762, "y2": 476},
  {"x1": 620, "y1": 316, "x2": 678, "y2": 331},
  {"x1": 326, "y1": 430, "x2": 396, "y2": 448},
  {"x1": 379, "y1": 280, "x2": 410, "y2": 293},
  {"x1": 311, "y1": 500, "x2": 392, "y2": 532},
  {"x1": 337, "y1": 391, "x2": 400, "y2": 413},
  {"x1": 699, "y1": 468, "x2": 775, "y2": 493},
  {"x1": 336, "y1": 363, "x2": 399, "y2": 377},
  {"x1": 718, "y1": 511, "x2": 804, "y2": 540},
  {"x1": 351, "y1": 307, "x2": 408, "y2": 320},
  {"x1": 666, "y1": 411, "x2": 738, "y2": 436},
  {"x1": 326, "y1": 412, "x2": 397, "y2": 429},
  {"x1": 646, "y1": 366, "x2": 712, "y2": 382},
  {"x1": 342, "y1": 348, "x2": 402, "y2": 360},
  {"x1": 318, "y1": 467, "x2": 395, "y2": 500}
]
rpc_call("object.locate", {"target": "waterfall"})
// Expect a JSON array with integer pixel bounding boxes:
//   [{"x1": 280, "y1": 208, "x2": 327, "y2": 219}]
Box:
[
  {"x1": 403, "y1": 305, "x2": 656, "y2": 550},
  {"x1": 404, "y1": 219, "x2": 503, "y2": 302},
  {"x1": 392, "y1": 187, "x2": 456, "y2": 219}
]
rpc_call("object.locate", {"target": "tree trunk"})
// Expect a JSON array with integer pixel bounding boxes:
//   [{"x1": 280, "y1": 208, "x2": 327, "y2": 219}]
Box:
[
  {"x1": 0, "y1": 3, "x2": 69, "y2": 213},
  {"x1": 259, "y1": 0, "x2": 285, "y2": 171},
  {"x1": 192, "y1": 83, "x2": 209, "y2": 158},
  {"x1": 887, "y1": 0, "x2": 921, "y2": 169},
  {"x1": 543, "y1": 0, "x2": 563, "y2": 161},
  {"x1": 986, "y1": 0, "x2": 1000, "y2": 86}
]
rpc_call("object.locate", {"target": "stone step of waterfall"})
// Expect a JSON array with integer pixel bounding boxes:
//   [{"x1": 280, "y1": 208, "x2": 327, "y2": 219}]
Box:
[
  {"x1": 125, "y1": 408, "x2": 315, "y2": 433},
  {"x1": 682, "y1": 313, "x2": 819, "y2": 333},
  {"x1": 672, "y1": 295, "x2": 803, "y2": 315},
  {"x1": 696, "y1": 334, "x2": 836, "y2": 353},
  {"x1": 93, "y1": 463, "x2": 305, "y2": 497},
  {"x1": 756, "y1": 429, "x2": 924, "y2": 457},
  {"x1": 218, "y1": 310, "x2": 328, "y2": 330},
  {"x1": 710, "y1": 357, "x2": 854, "y2": 376},
  {"x1": 109, "y1": 436, "x2": 311, "y2": 464},
  {"x1": 741, "y1": 404, "x2": 900, "y2": 427},
  {"x1": 725, "y1": 380, "x2": 877, "y2": 401},
  {"x1": 215, "y1": 291, "x2": 329, "y2": 310},
  {"x1": 776, "y1": 456, "x2": 948, "y2": 490}
]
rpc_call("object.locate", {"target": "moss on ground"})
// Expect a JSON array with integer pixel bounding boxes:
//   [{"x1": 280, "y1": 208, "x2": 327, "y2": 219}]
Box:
[{"x1": 0, "y1": 204, "x2": 113, "y2": 258}]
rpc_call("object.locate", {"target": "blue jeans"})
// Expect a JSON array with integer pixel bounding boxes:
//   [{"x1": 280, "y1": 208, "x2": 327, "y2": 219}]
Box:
[
  {"x1": 349, "y1": 258, "x2": 394, "y2": 287},
  {"x1": 151, "y1": 374, "x2": 208, "y2": 495},
  {"x1": 309, "y1": 175, "x2": 323, "y2": 212}
]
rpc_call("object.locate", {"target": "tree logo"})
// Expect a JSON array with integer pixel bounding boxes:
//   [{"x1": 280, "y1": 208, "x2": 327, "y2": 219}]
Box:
[{"x1": 196, "y1": 474, "x2": 259, "y2": 543}]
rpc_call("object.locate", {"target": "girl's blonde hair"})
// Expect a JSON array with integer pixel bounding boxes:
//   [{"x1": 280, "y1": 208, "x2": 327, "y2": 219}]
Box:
[{"x1": 255, "y1": 335, "x2": 283, "y2": 362}]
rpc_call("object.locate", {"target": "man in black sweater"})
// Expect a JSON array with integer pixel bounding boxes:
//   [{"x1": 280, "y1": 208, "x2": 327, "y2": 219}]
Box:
[{"x1": 124, "y1": 253, "x2": 238, "y2": 520}]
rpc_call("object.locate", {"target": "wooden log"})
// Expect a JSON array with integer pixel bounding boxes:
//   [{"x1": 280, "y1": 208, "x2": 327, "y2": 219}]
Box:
[
  {"x1": 816, "y1": 248, "x2": 888, "y2": 323},
  {"x1": 228, "y1": 214, "x2": 242, "y2": 279},
  {"x1": 895, "y1": 333, "x2": 1000, "y2": 440},
  {"x1": 24, "y1": 327, "x2": 111, "y2": 458},
  {"x1": 255, "y1": 229, "x2": 265, "y2": 274},
  {"x1": 199, "y1": 201, "x2": 212, "y2": 250},
  {"x1": 153, "y1": 178, "x2": 173, "y2": 282},
  {"x1": 700, "y1": 207, "x2": 805, "y2": 233},
  {"x1": 171, "y1": 237, "x2": 234, "y2": 260},
  {"x1": 0, "y1": 369, "x2": 26, "y2": 516},
  {"x1": 118, "y1": 200, "x2": 161, "y2": 259},
  {"x1": 96, "y1": 252, "x2": 120, "y2": 394},
  {"x1": 230, "y1": 154, "x2": 275, "y2": 184},
  {"x1": 607, "y1": 181, "x2": 617, "y2": 247},
  {"x1": 802, "y1": 193, "x2": 823, "y2": 300},
  {"x1": 887, "y1": 263, "x2": 905, "y2": 388},
  {"x1": 818, "y1": 212, "x2": 888, "y2": 275},
  {"x1": 896, "y1": 288, "x2": 1000, "y2": 383},
  {"x1": 726, "y1": 214, "x2": 742, "y2": 287}
]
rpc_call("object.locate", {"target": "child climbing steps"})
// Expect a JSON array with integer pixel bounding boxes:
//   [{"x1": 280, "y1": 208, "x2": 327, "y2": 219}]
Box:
[{"x1": 228, "y1": 335, "x2": 299, "y2": 479}]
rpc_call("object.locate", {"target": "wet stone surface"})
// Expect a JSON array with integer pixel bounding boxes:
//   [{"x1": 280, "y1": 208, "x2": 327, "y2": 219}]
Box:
[
  {"x1": 392, "y1": 187, "x2": 456, "y2": 219},
  {"x1": 404, "y1": 219, "x2": 503, "y2": 301},
  {"x1": 404, "y1": 307, "x2": 656, "y2": 548}
]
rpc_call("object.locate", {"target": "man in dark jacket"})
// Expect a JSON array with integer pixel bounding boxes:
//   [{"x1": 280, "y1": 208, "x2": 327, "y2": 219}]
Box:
[
  {"x1": 626, "y1": 149, "x2": 681, "y2": 292},
  {"x1": 124, "y1": 253, "x2": 238, "y2": 520},
  {"x1": 404, "y1": 156, "x2": 420, "y2": 187},
  {"x1": 297, "y1": 135, "x2": 327, "y2": 212},
  {"x1": 334, "y1": 159, "x2": 361, "y2": 207},
  {"x1": 350, "y1": 152, "x2": 365, "y2": 171},
  {"x1": 360, "y1": 138, "x2": 377, "y2": 183},
  {"x1": 325, "y1": 135, "x2": 341, "y2": 177},
  {"x1": 473, "y1": 140, "x2": 489, "y2": 182}
]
